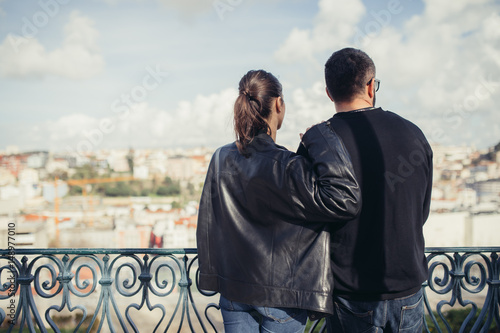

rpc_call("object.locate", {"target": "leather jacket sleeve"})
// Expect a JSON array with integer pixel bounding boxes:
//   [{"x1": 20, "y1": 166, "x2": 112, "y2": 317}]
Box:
[{"x1": 285, "y1": 122, "x2": 361, "y2": 222}]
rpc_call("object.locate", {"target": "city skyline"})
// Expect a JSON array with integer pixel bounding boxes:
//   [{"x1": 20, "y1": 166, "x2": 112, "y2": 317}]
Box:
[
  {"x1": 0, "y1": 0, "x2": 499, "y2": 153},
  {"x1": 1, "y1": 139, "x2": 498, "y2": 158}
]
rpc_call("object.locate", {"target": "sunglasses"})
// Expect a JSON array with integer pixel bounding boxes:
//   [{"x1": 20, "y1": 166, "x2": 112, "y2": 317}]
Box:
[{"x1": 367, "y1": 78, "x2": 380, "y2": 92}]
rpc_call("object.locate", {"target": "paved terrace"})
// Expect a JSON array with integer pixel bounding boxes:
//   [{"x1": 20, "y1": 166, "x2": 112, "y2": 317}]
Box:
[{"x1": 0, "y1": 247, "x2": 499, "y2": 332}]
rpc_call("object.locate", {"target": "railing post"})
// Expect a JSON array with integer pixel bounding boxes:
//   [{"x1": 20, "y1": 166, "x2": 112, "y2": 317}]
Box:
[
  {"x1": 470, "y1": 251, "x2": 500, "y2": 332},
  {"x1": 16, "y1": 256, "x2": 46, "y2": 332}
]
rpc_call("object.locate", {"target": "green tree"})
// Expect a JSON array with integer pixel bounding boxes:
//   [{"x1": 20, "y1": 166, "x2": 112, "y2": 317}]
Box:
[
  {"x1": 72, "y1": 163, "x2": 99, "y2": 180},
  {"x1": 69, "y1": 185, "x2": 83, "y2": 195},
  {"x1": 155, "y1": 176, "x2": 181, "y2": 196},
  {"x1": 425, "y1": 308, "x2": 499, "y2": 333},
  {"x1": 186, "y1": 182, "x2": 195, "y2": 196},
  {"x1": 49, "y1": 169, "x2": 68, "y2": 181},
  {"x1": 141, "y1": 188, "x2": 151, "y2": 196},
  {"x1": 156, "y1": 185, "x2": 180, "y2": 196},
  {"x1": 104, "y1": 182, "x2": 135, "y2": 197},
  {"x1": 127, "y1": 148, "x2": 134, "y2": 174},
  {"x1": 171, "y1": 201, "x2": 182, "y2": 209}
]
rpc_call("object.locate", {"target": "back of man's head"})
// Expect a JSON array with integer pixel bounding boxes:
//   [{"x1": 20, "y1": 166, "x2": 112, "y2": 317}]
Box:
[{"x1": 325, "y1": 48, "x2": 376, "y2": 103}]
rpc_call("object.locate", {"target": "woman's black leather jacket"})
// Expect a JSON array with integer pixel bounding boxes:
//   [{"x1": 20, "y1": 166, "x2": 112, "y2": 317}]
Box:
[{"x1": 196, "y1": 123, "x2": 361, "y2": 315}]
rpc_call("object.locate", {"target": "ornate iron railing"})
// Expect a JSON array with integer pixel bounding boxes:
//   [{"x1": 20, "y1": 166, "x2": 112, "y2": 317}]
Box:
[{"x1": 0, "y1": 247, "x2": 499, "y2": 332}]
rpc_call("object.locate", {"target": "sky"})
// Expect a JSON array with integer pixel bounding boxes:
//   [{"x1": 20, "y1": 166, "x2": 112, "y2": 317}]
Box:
[{"x1": 0, "y1": 0, "x2": 499, "y2": 155}]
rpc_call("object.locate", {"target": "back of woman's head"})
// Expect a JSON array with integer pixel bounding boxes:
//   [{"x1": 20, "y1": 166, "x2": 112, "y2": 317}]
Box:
[{"x1": 234, "y1": 70, "x2": 282, "y2": 155}]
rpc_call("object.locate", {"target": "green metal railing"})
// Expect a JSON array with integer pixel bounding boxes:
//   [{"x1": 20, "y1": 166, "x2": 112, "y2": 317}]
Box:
[{"x1": 0, "y1": 247, "x2": 499, "y2": 332}]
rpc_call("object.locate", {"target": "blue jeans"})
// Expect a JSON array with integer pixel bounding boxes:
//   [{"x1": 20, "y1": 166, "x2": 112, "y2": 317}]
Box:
[
  {"x1": 219, "y1": 295, "x2": 308, "y2": 333},
  {"x1": 326, "y1": 289, "x2": 424, "y2": 333}
]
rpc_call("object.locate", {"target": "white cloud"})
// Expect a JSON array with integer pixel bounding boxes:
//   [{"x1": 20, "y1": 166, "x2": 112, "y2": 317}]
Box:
[
  {"x1": 274, "y1": 0, "x2": 365, "y2": 65},
  {"x1": 275, "y1": 0, "x2": 500, "y2": 148},
  {"x1": 99, "y1": 0, "x2": 214, "y2": 15},
  {"x1": 0, "y1": 11, "x2": 104, "y2": 79},
  {"x1": 4, "y1": 0, "x2": 499, "y2": 151},
  {"x1": 24, "y1": 83, "x2": 337, "y2": 152},
  {"x1": 23, "y1": 88, "x2": 237, "y2": 152},
  {"x1": 278, "y1": 82, "x2": 334, "y2": 148},
  {"x1": 361, "y1": 0, "x2": 500, "y2": 147}
]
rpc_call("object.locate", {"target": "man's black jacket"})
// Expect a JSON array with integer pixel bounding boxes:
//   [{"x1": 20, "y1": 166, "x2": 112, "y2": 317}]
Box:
[{"x1": 196, "y1": 123, "x2": 361, "y2": 315}]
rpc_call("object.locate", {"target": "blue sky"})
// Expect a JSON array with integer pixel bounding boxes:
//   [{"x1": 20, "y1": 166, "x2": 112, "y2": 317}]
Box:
[{"x1": 0, "y1": 0, "x2": 499, "y2": 153}]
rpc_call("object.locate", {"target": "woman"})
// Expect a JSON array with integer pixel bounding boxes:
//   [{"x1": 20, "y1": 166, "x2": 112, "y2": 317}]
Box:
[{"x1": 196, "y1": 70, "x2": 360, "y2": 332}]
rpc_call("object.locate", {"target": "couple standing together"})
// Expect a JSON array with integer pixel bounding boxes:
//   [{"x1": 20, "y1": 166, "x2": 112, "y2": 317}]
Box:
[{"x1": 197, "y1": 48, "x2": 433, "y2": 333}]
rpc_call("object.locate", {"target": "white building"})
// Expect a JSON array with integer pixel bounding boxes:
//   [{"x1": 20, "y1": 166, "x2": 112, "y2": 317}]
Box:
[
  {"x1": 27, "y1": 152, "x2": 47, "y2": 169},
  {"x1": 107, "y1": 150, "x2": 131, "y2": 173},
  {"x1": 45, "y1": 158, "x2": 70, "y2": 174},
  {"x1": 18, "y1": 168, "x2": 41, "y2": 200},
  {"x1": 0, "y1": 167, "x2": 16, "y2": 186},
  {"x1": 146, "y1": 151, "x2": 168, "y2": 176},
  {"x1": 133, "y1": 165, "x2": 149, "y2": 180}
]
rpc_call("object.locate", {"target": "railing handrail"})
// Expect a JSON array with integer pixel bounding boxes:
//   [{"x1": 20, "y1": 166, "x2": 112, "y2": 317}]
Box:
[
  {"x1": 425, "y1": 246, "x2": 500, "y2": 252},
  {"x1": 0, "y1": 248, "x2": 199, "y2": 255},
  {"x1": 2, "y1": 246, "x2": 500, "y2": 255}
]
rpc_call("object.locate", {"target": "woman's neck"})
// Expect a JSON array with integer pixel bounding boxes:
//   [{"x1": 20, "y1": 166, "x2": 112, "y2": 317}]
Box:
[{"x1": 266, "y1": 115, "x2": 279, "y2": 142}]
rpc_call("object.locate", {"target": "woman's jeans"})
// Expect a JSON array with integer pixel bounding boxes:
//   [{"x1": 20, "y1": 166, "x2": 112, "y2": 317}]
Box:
[
  {"x1": 219, "y1": 295, "x2": 308, "y2": 333},
  {"x1": 326, "y1": 289, "x2": 424, "y2": 333}
]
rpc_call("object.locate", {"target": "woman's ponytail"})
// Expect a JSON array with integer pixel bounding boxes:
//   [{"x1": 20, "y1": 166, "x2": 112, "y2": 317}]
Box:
[{"x1": 234, "y1": 70, "x2": 282, "y2": 155}]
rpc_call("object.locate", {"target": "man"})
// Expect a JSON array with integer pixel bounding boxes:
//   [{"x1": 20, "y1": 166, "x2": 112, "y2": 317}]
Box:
[{"x1": 317, "y1": 48, "x2": 432, "y2": 332}]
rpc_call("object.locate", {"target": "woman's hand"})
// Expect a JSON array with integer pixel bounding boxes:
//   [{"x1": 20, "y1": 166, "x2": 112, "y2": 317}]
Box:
[
  {"x1": 299, "y1": 127, "x2": 312, "y2": 141},
  {"x1": 299, "y1": 121, "x2": 325, "y2": 140}
]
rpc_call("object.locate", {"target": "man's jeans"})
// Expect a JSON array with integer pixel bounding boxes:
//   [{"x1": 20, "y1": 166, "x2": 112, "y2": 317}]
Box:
[
  {"x1": 219, "y1": 295, "x2": 308, "y2": 333},
  {"x1": 326, "y1": 289, "x2": 424, "y2": 333}
]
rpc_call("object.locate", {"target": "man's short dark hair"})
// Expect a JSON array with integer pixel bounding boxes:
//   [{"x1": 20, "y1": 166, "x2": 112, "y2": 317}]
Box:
[{"x1": 325, "y1": 48, "x2": 376, "y2": 103}]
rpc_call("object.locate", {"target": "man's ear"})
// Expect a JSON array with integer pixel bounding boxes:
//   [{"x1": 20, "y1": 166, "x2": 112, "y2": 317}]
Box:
[
  {"x1": 325, "y1": 87, "x2": 334, "y2": 102},
  {"x1": 367, "y1": 79, "x2": 375, "y2": 99}
]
